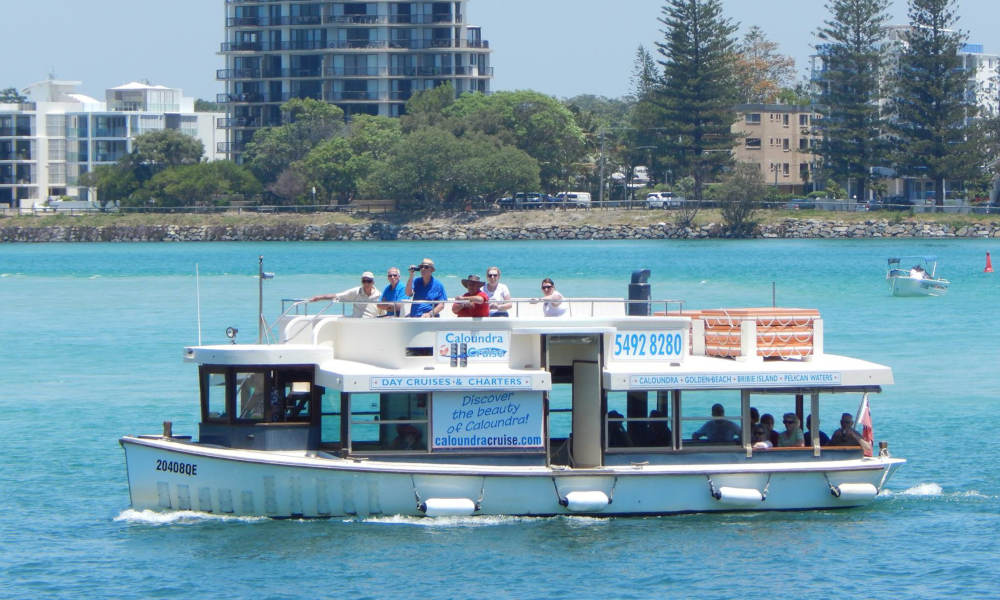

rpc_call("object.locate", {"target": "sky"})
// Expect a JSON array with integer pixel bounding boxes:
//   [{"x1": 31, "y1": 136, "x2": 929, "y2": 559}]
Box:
[{"x1": 2, "y1": 0, "x2": 998, "y2": 102}]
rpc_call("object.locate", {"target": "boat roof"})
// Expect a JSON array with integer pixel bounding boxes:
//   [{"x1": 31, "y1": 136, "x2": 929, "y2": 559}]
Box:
[
  {"x1": 888, "y1": 255, "x2": 937, "y2": 264},
  {"x1": 185, "y1": 305, "x2": 892, "y2": 392}
]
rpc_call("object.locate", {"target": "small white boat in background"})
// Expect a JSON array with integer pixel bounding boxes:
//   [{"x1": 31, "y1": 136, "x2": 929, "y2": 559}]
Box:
[{"x1": 887, "y1": 256, "x2": 949, "y2": 297}]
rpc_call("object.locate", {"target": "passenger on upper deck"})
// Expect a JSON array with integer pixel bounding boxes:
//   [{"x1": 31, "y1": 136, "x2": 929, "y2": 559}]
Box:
[
  {"x1": 777, "y1": 413, "x2": 805, "y2": 447},
  {"x1": 532, "y1": 277, "x2": 566, "y2": 317},
  {"x1": 378, "y1": 267, "x2": 410, "y2": 317},
  {"x1": 452, "y1": 274, "x2": 490, "y2": 317},
  {"x1": 830, "y1": 412, "x2": 873, "y2": 454},
  {"x1": 308, "y1": 271, "x2": 381, "y2": 318},
  {"x1": 406, "y1": 258, "x2": 447, "y2": 318},
  {"x1": 804, "y1": 414, "x2": 829, "y2": 446},
  {"x1": 485, "y1": 266, "x2": 512, "y2": 317},
  {"x1": 691, "y1": 403, "x2": 741, "y2": 443}
]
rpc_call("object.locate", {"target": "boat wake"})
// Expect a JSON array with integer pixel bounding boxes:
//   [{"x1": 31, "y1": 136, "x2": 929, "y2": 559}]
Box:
[
  {"x1": 114, "y1": 509, "x2": 268, "y2": 525},
  {"x1": 885, "y1": 482, "x2": 990, "y2": 499}
]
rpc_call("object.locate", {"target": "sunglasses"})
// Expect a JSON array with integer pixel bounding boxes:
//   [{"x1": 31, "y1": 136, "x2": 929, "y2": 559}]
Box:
[
  {"x1": 362, "y1": 278, "x2": 374, "y2": 283},
  {"x1": 420, "y1": 265, "x2": 433, "y2": 270},
  {"x1": 541, "y1": 285, "x2": 553, "y2": 290},
  {"x1": 487, "y1": 273, "x2": 499, "y2": 277},
  {"x1": 387, "y1": 273, "x2": 399, "y2": 277}
]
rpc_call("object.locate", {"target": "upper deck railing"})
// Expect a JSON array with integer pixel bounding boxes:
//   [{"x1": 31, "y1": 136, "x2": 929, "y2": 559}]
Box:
[{"x1": 265, "y1": 297, "x2": 685, "y2": 343}]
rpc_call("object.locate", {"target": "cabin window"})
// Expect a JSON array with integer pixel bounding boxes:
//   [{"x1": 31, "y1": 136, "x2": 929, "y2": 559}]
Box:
[
  {"x1": 606, "y1": 391, "x2": 672, "y2": 449},
  {"x1": 320, "y1": 390, "x2": 342, "y2": 445},
  {"x1": 272, "y1": 369, "x2": 314, "y2": 422},
  {"x1": 199, "y1": 366, "x2": 318, "y2": 424},
  {"x1": 348, "y1": 392, "x2": 428, "y2": 451},
  {"x1": 679, "y1": 391, "x2": 743, "y2": 446},
  {"x1": 235, "y1": 371, "x2": 268, "y2": 421},
  {"x1": 204, "y1": 370, "x2": 228, "y2": 422}
]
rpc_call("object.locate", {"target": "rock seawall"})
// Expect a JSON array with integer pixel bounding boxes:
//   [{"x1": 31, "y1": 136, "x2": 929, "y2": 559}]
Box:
[{"x1": 3, "y1": 219, "x2": 999, "y2": 242}]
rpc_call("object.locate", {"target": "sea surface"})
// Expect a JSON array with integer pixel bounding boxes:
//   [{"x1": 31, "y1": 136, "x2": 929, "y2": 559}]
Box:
[{"x1": 1, "y1": 239, "x2": 998, "y2": 599}]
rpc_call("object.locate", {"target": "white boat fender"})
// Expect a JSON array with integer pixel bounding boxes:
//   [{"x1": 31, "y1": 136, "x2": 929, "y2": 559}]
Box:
[
  {"x1": 830, "y1": 483, "x2": 878, "y2": 501},
  {"x1": 715, "y1": 486, "x2": 765, "y2": 506},
  {"x1": 560, "y1": 490, "x2": 611, "y2": 512},
  {"x1": 418, "y1": 498, "x2": 479, "y2": 517},
  {"x1": 707, "y1": 475, "x2": 768, "y2": 505}
]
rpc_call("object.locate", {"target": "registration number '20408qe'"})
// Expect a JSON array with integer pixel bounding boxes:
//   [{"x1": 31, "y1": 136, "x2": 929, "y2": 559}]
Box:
[
  {"x1": 613, "y1": 331, "x2": 684, "y2": 360},
  {"x1": 155, "y1": 459, "x2": 198, "y2": 476}
]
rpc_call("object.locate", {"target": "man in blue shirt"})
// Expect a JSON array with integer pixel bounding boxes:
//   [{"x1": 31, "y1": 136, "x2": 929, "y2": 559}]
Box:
[
  {"x1": 405, "y1": 258, "x2": 447, "y2": 318},
  {"x1": 378, "y1": 266, "x2": 410, "y2": 316}
]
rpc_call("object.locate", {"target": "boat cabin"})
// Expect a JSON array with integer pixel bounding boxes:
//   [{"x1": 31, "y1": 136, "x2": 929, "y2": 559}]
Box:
[{"x1": 187, "y1": 300, "x2": 889, "y2": 467}]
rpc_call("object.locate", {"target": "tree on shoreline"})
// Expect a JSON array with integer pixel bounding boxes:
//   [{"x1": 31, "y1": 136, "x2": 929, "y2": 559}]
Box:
[
  {"x1": 653, "y1": 0, "x2": 739, "y2": 203},
  {"x1": 887, "y1": 0, "x2": 983, "y2": 210},
  {"x1": 814, "y1": 0, "x2": 891, "y2": 205}
]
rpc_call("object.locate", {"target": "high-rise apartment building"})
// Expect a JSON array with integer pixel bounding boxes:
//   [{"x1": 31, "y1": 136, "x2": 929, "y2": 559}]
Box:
[
  {"x1": 732, "y1": 104, "x2": 822, "y2": 194},
  {"x1": 219, "y1": 0, "x2": 493, "y2": 162}
]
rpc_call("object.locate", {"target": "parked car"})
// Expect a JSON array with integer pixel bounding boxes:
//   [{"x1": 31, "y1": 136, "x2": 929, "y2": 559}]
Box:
[
  {"x1": 555, "y1": 192, "x2": 592, "y2": 207},
  {"x1": 783, "y1": 198, "x2": 815, "y2": 210},
  {"x1": 868, "y1": 196, "x2": 913, "y2": 211},
  {"x1": 645, "y1": 191, "x2": 683, "y2": 209}
]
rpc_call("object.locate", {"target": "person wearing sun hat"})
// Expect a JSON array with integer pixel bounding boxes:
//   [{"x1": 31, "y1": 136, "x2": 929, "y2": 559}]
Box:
[
  {"x1": 308, "y1": 271, "x2": 381, "y2": 318},
  {"x1": 405, "y1": 257, "x2": 447, "y2": 318},
  {"x1": 452, "y1": 274, "x2": 489, "y2": 317}
]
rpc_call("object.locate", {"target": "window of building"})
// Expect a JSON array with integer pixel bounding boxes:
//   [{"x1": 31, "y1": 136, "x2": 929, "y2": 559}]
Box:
[
  {"x1": 799, "y1": 138, "x2": 809, "y2": 151},
  {"x1": 799, "y1": 114, "x2": 810, "y2": 126},
  {"x1": 745, "y1": 113, "x2": 761, "y2": 125},
  {"x1": 783, "y1": 163, "x2": 790, "y2": 176},
  {"x1": 783, "y1": 138, "x2": 790, "y2": 151},
  {"x1": 745, "y1": 137, "x2": 761, "y2": 149}
]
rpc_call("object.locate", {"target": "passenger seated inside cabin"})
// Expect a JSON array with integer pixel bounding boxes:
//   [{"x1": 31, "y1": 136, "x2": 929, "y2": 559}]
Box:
[
  {"x1": 607, "y1": 410, "x2": 633, "y2": 447},
  {"x1": 760, "y1": 413, "x2": 780, "y2": 446},
  {"x1": 645, "y1": 409, "x2": 671, "y2": 446},
  {"x1": 390, "y1": 424, "x2": 424, "y2": 450},
  {"x1": 777, "y1": 413, "x2": 805, "y2": 447},
  {"x1": 803, "y1": 414, "x2": 829, "y2": 446},
  {"x1": 910, "y1": 265, "x2": 927, "y2": 279},
  {"x1": 750, "y1": 407, "x2": 760, "y2": 427},
  {"x1": 751, "y1": 426, "x2": 773, "y2": 449},
  {"x1": 830, "y1": 412, "x2": 873, "y2": 455},
  {"x1": 691, "y1": 403, "x2": 741, "y2": 443}
]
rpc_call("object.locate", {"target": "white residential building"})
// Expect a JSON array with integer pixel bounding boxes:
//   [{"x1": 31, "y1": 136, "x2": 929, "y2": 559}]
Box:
[{"x1": 0, "y1": 79, "x2": 224, "y2": 208}]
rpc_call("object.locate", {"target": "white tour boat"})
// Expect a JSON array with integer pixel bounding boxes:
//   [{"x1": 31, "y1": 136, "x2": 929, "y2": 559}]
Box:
[
  {"x1": 120, "y1": 270, "x2": 904, "y2": 518},
  {"x1": 886, "y1": 256, "x2": 949, "y2": 297}
]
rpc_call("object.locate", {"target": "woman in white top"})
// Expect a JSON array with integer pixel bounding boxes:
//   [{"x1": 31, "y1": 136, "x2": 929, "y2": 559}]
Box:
[
  {"x1": 537, "y1": 277, "x2": 566, "y2": 317},
  {"x1": 485, "y1": 266, "x2": 512, "y2": 317}
]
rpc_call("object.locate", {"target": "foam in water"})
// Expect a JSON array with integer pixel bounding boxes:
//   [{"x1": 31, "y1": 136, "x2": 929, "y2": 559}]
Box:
[
  {"x1": 115, "y1": 509, "x2": 267, "y2": 525},
  {"x1": 899, "y1": 482, "x2": 943, "y2": 496},
  {"x1": 359, "y1": 514, "x2": 608, "y2": 528}
]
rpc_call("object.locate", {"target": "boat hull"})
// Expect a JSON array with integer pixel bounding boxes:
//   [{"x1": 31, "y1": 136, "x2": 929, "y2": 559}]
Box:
[
  {"x1": 121, "y1": 436, "x2": 905, "y2": 518},
  {"x1": 887, "y1": 274, "x2": 949, "y2": 297}
]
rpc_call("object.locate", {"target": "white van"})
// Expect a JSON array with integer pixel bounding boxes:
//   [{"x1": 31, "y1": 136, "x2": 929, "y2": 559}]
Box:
[{"x1": 556, "y1": 191, "x2": 592, "y2": 207}]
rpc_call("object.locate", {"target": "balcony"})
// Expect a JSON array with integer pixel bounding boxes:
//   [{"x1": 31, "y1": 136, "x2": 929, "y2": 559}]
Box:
[
  {"x1": 221, "y1": 39, "x2": 490, "y2": 53},
  {"x1": 325, "y1": 66, "x2": 384, "y2": 77},
  {"x1": 330, "y1": 91, "x2": 380, "y2": 101}
]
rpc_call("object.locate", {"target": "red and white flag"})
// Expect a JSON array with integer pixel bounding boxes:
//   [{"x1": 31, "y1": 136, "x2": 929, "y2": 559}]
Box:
[{"x1": 857, "y1": 395, "x2": 874, "y2": 457}]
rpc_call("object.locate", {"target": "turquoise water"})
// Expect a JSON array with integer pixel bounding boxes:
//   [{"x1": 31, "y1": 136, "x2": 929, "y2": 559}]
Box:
[{"x1": 1, "y1": 239, "x2": 998, "y2": 598}]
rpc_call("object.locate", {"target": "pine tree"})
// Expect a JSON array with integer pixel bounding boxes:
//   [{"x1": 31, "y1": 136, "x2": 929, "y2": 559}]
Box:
[
  {"x1": 815, "y1": 0, "x2": 891, "y2": 204},
  {"x1": 888, "y1": 0, "x2": 983, "y2": 209},
  {"x1": 654, "y1": 0, "x2": 738, "y2": 202}
]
